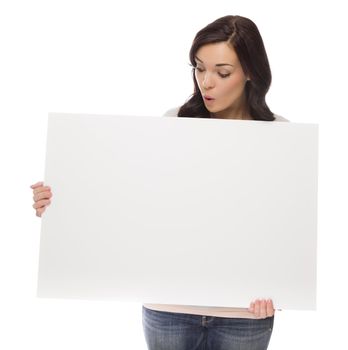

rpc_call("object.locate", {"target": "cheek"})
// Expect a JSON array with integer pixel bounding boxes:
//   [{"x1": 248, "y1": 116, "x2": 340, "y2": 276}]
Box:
[{"x1": 220, "y1": 76, "x2": 246, "y2": 98}]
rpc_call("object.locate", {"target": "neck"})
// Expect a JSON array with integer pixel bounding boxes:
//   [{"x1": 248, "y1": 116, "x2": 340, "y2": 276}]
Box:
[{"x1": 212, "y1": 109, "x2": 252, "y2": 120}]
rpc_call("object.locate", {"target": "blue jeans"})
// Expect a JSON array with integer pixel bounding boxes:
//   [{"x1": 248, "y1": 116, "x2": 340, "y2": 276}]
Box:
[{"x1": 142, "y1": 306, "x2": 274, "y2": 350}]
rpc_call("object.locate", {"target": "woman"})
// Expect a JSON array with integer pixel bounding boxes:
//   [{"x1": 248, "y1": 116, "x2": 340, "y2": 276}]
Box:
[{"x1": 32, "y1": 15, "x2": 285, "y2": 350}]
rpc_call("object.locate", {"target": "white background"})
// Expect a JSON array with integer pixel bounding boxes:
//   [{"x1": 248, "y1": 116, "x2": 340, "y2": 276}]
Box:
[{"x1": 0, "y1": 0, "x2": 347, "y2": 349}]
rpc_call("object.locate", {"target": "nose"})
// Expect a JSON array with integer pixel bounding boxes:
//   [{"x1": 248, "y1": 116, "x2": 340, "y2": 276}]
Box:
[{"x1": 202, "y1": 72, "x2": 215, "y2": 90}]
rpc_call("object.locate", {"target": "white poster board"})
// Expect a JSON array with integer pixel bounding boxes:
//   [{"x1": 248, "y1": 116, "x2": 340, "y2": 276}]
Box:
[{"x1": 37, "y1": 113, "x2": 318, "y2": 310}]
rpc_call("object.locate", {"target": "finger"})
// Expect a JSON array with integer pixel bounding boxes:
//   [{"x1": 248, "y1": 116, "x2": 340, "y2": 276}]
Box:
[
  {"x1": 36, "y1": 207, "x2": 46, "y2": 217},
  {"x1": 266, "y1": 299, "x2": 274, "y2": 317},
  {"x1": 33, "y1": 199, "x2": 51, "y2": 209},
  {"x1": 33, "y1": 191, "x2": 52, "y2": 202},
  {"x1": 33, "y1": 186, "x2": 51, "y2": 196},
  {"x1": 259, "y1": 299, "x2": 267, "y2": 319},
  {"x1": 30, "y1": 181, "x2": 44, "y2": 189},
  {"x1": 254, "y1": 299, "x2": 260, "y2": 318}
]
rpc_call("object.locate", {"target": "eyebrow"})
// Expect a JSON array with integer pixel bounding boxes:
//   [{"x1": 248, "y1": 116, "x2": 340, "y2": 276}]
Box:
[{"x1": 195, "y1": 56, "x2": 234, "y2": 67}]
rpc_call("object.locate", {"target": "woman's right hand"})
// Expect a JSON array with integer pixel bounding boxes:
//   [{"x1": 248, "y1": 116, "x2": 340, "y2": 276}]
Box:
[{"x1": 31, "y1": 181, "x2": 52, "y2": 217}]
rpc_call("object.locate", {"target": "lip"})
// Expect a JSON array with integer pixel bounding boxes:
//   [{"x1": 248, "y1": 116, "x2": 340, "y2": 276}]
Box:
[{"x1": 203, "y1": 95, "x2": 215, "y2": 101}]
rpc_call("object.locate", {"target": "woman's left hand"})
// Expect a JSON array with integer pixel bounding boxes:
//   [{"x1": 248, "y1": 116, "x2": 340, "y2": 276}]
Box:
[{"x1": 248, "y1": 299, "x2": 275, "y2": 319}]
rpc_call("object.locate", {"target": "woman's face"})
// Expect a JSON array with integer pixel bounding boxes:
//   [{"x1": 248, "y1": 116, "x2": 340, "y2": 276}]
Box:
[{"x1": 194, "y1": 42, "x2": 250, "y2": 119}]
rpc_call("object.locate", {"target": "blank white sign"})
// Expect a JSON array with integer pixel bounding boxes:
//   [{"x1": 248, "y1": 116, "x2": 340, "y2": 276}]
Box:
[{"x1": 38, "y1": 113, "x2": 318, "y2": 310}]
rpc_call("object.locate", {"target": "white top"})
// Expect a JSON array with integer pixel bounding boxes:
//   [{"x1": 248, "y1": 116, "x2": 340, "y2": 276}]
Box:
[{"x1": 143, "y1": 106, "x2": 288, "y2": 318}]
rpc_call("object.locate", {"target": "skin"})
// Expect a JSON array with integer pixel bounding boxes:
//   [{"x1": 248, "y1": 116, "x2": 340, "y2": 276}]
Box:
[
  {"x1": 31, "y1": 181, "x2": 52, "y2": 217},
  {"x1": 194, "y1": 42, "x2": 251, "y2": 120},
  {"x1": 31, "y1": 42, "x2": 276, "y2": 318}
]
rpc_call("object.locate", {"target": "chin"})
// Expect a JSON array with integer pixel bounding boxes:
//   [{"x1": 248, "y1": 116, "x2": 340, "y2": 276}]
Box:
[{"x1": 205, "y1": 105, "x2": 219, "y2": 113}]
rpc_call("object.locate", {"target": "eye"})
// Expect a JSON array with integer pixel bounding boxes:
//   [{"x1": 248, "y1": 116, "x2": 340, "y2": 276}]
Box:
[
  {"x1": 195, "y1": 67, "x2": 204, "y2": 73},
  {"x1": 218, "y1": 73, "x2": 230, "y2": 78}
]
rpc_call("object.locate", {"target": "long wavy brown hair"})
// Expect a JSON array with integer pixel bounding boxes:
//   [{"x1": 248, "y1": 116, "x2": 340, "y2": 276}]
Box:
[{"x1": 178, "y1": 15, "x2": 275, "y2": 121}]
